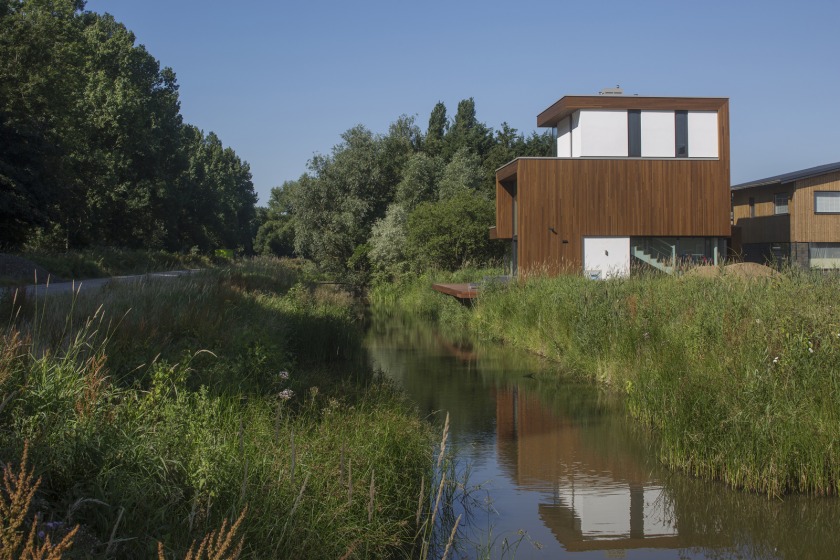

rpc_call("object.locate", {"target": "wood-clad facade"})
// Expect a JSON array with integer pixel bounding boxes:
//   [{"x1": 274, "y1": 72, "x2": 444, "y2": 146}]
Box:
[
  {"x1": 494, "y1": 95, "x2": 730, "y2": 275},
  {"x1": 731, "y1": 166, "x2": 840, "y2": 268}
]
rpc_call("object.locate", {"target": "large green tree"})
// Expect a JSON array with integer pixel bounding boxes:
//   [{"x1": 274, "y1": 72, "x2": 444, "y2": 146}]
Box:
[
  {"x1": 404, "y1": 192, "x2": 501, "y2": 271},
  {"x1": 0, "y1": 0, "x2": 257, "y2": 251}
]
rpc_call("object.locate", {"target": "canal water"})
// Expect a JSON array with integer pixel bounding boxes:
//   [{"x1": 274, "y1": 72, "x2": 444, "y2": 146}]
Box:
[{"x1": 364, "y1": 313, "x2": 840, "y2": 560}]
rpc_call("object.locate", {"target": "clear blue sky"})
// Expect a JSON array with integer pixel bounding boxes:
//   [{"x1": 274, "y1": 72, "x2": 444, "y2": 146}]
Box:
[{"x1": 85, "y1": 0, "x2": 840, "y2": 205}]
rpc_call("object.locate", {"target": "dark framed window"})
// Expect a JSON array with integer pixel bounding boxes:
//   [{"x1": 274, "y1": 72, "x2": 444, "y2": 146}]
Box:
[
  {"x1": 815, "y1": 191, "x2": 840, "y2": 214},
  {"x1": 774, "y1": 193, "x2": 789, "y2": 215},
  {"x1": 749, "y1": 197, "x2": 755, "y2": 218},
  {"x1": 675, "y1": 111, "x2": 688, "y2": 157},
  {"x1": 627, "y1": 110, "x2": 641, "y2": 157}
]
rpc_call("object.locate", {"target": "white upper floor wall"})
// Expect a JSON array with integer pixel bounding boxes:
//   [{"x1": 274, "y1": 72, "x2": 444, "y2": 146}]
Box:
[{"x1": 556, "y1": 109, "x2": 718, "y2": 159}]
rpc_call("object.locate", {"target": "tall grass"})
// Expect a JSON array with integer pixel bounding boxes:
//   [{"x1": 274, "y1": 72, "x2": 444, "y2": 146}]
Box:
[
  {"x1": 374, "y1": 267, "x2": 840, "y2": 497},
  {"x1": 0, "y1": 257, "x2": 434, "y2": 558},
  {"x1": 21, "y1": 247, "x2": 215, "y2": 281}
]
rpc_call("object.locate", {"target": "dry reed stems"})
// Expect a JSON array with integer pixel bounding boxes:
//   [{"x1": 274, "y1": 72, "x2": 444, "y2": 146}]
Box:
[
  {"x1": 1, "y1": 442, "x2": 78, "y2": 560},
  {"x1": 157, "y1": 506, "x2": 247, "y2": 560}
]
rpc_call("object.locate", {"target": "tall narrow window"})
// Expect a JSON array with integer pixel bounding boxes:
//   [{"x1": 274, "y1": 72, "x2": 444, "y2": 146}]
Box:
[
  {"x1": 749, "y1": 197, "x2": 755, "y2": 218},
  {"x1": 627, "y1": 110, "x2": 641, "y2": 157},
  {"x1": 774, "y1": 194, "x2": 789, "y2": 215},
  {"x1": 675, "y1": 111, "x2": 688, "y2": 157}
]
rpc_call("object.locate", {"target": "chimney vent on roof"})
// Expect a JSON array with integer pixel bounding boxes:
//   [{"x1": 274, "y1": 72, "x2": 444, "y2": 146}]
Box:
[{"x1": 599, "y1": 85, "x2": 623, "y2": 95}]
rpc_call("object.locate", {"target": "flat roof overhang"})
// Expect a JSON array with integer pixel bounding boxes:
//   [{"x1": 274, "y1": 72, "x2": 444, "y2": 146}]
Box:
[
  {"x1": 537, "y1": 96, "x2": 729, "y2": 128},
  {"x1": 496, "y1": 159, "x2": 519, "y2": 184}
]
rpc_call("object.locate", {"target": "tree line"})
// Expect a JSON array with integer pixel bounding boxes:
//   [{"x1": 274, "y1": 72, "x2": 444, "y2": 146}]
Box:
[
  {"x1": 0, "y1": 0, "x2": 256, "y2": 252},
  {"x1": 1, "y1": 0, "x2": 553, "y2": 278},
  {"x1": 255, "y1": 99, "x2": 553, "y2": 283}
]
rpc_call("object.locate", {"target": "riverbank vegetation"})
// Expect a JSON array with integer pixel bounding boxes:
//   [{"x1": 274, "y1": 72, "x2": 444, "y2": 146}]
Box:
[
  {"x1": 371, "y1": 267, "x2": 840, "y2": 497},
  {"x1": 0, "y1": 258, "x2": 436, "y2": 558}
]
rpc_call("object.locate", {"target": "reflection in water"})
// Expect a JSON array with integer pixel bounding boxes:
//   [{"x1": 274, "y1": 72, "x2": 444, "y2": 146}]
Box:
[{"x1": 364, "y1": 312, "x2": 840, "y2": 559}]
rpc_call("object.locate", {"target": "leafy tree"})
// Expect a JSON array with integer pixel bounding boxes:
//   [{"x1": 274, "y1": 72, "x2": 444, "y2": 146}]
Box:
[
  {"x1": 293, "y1": 125, "x2": 410, "y2": 276},
  {"x1": 394, "y1": 152, "x2": 441, "y2": 212},
  {"x1": 444, "y1": 98, "x2": 492, "y2": 162},
  {"x1": 255, "y1": 181, "x2": 298, "y2": 257},
  {"x1": 0, "y1": 1, "x2": 256, "y2": 252},
  {"x1": 0, "y1": 0, "x2": 86, "y2": 247},
  {"x1": 437, "y1": 147, "x2": 485, "y2": 200},
  {"x1": 368, "y1": 203, "x2": 409, "y2": 279},
  {"x1": 404, "y1": 191, "x2": 501, "y2": 271},
  {"x1": 424, "y1": 102, "x2": 447, "y2": 158}
]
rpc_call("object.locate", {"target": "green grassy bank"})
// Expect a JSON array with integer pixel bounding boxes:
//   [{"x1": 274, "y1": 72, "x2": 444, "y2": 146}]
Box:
[
  {"x1": 24, "y1": 248, "x2": 215, "y2": 281},
  {"x1": 1, "y1": 258, "x2": 434, "y2": 558},
  {"x1": 371, "y1": 268, "x2": 840, "y2": 497}
]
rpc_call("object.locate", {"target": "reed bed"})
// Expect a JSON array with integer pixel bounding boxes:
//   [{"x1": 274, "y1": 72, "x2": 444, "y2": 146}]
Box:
[
  {"x1": 0, "y1": 257, "x2": 434, "y2": 558},
  {"x1": 372, "y1": 266, "x2": 840, "y2": 497}
]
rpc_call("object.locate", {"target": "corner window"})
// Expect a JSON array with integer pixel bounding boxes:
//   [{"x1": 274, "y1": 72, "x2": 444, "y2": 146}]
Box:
[
  {"x1": 815, "y1": 191, "x2": 840, "y2": 214},
  {"x1": 774, "y1": 194, "x2": 789, "y2": 215}
]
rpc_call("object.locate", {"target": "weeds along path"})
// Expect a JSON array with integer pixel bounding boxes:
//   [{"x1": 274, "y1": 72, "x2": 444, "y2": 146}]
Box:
[
  {"x1": 0, "y1": 258, "x2": 434, "y2": 559},
  {"x1": 20, "y1": 269, "x2": 203, "y2": 297}
]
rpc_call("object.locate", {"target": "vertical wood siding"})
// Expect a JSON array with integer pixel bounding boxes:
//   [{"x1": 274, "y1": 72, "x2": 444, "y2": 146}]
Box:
[
  {"x1": 791, "y1": 171, "x2": 840, "y2": 242},
  {"x1": 732, "y1": 189, "x2": 791, "y2": 244},
  {"x1": 513, "y1": 157, "x2": 730, "y2": 272}
]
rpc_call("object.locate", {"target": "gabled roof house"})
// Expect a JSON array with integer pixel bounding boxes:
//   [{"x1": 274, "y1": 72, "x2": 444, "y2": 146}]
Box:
[
  {"x1": 731, "y1": 162, "x2": 840, "y2": 269},
  {"x1": 491, "y1": 91, "x2": 731, "y2": 278}
]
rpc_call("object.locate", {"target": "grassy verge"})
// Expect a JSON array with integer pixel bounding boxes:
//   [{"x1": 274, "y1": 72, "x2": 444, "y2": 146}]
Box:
[
  {"x1": 371, "y1": 268, "x2": 840, "y2": 497},
  {"x1": 0, "y1": 257, "x2": 434, "y2": 558},
  {"x1": 21, "y1": 247, "x2": 218, "y2": 281}
]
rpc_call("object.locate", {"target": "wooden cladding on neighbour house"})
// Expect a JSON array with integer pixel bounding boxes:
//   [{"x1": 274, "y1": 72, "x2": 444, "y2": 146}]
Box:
[
  {"x1": 792, "y1": 171, "x2": 840, "y2": 242},
  {"x1": 732, "y1": 188, "x2": 792, "y2": 244},
  {"x1": 732, "y1": 171, "x2": 840, "y2": 244}
]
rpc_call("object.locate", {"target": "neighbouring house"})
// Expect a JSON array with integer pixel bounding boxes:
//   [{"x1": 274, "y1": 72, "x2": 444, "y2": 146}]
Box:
[
  {"x1": 731, "y1": 162, "x2": 840, "y2": 269},
  {"x1": 490, "y1": 90, "x2": 731, "y2": 278}
]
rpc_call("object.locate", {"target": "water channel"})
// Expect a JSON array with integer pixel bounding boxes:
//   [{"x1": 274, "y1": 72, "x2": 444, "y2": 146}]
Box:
[{"x1": 364, "y1": 313, "x2": 840, "y2": 560}]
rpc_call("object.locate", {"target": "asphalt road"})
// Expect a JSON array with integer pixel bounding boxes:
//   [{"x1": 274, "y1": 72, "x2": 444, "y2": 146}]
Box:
[{"x1": 19, "y1": 269, "x2": 203, "y2": 298}]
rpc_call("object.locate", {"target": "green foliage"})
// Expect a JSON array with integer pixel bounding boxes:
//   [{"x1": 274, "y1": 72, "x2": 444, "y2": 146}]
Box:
[
  {"x1": 22, "y1": 247, "x2": 211, "y2": 280},
  {"x1": 437, "y1": 147, "x2": 486, "y2": 200},
  {"x1": 0, "y1": 258, "x2": 433, "y2": 558},
  {"x1": 368, "y1": 204, "x2": 409, "y2": 281},
  {"x1": 291, "y1": 98, "x2": 547, "y2": 281},
  {"x1": 394, "y1": 152, "x2": 441, "y2": 212},
  {"x1": 292, "y1": 124, "x2": 415, "y2": 278},
  {"x1": 254, "y1": 182, "x2": 298, "y2": 258},
  {"x1": 0, "y1": 1, "x2": 256, "y2": 252},
  {"x1": 405, "y1": 192, "x2": 502, "y2": 271}
]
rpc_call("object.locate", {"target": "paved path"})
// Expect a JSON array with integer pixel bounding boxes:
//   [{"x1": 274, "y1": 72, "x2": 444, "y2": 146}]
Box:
[{"x1": 20, "y1": 269, "x2": 203, "y2": 297}]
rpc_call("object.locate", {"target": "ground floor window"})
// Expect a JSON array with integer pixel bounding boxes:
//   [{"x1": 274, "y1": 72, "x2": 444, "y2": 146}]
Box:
[
  {"x1": 809, "y1": 243, "x2": 840, "y2": 269},
  {"x1": 629, "y1": 237, "x2": 725, "y2": 274}
]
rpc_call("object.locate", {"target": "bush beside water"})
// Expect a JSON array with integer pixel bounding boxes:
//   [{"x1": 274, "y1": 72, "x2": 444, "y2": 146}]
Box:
[
  {"x1": 0, "y1": 258, "x2": 433, "y2": 558},
  {"x1": 371, "y1": 268, "x2": 840, "y2": 496}
]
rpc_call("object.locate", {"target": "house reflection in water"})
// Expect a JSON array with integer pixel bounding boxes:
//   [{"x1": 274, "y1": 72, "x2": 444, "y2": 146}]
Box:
[{"x1": 495, "y1": 386, "x2": 683, "y2": 552}]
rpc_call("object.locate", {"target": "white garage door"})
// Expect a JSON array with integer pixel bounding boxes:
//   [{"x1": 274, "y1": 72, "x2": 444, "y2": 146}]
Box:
[{"x1": 583, "y1": 237, "x2": 630, "y2": 279}]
